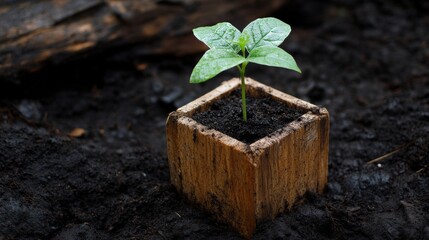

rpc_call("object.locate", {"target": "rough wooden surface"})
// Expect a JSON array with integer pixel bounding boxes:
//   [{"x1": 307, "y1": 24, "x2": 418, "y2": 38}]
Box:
[
  {"x1": 166, "y1": 78, "x2": 330, "y2": 238},
  {"x1": 245, "y1": 79, "x2": 329, "y2": 220},
  {"x1": 167, "y1": 115, "x2": 257, "y2": 237},
  {"x1": 0, "y1": 0, "x2": 288, "y2": 78}
]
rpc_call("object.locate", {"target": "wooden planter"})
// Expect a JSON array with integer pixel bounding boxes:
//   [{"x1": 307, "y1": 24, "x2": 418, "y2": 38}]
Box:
[{"x1": 166, "y1": 78, "x2": 329, "y2": 238}]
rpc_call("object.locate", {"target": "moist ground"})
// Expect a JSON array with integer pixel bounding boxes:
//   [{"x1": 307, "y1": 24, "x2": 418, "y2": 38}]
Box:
[
  {"x1": 1, "y1": 0, "x2": 429, "y2": 239},
  {"x1": 193, "y1": 89, "x2": 305, "y2": 144}
]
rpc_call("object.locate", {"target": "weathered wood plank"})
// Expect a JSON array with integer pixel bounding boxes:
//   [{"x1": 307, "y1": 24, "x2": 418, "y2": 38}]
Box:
[
  {"x1": 0, "y1": 0, "x2": 104, "y2": 41},
  {"x1": 0, "y1": 0, "x2": 288, "y2": 78}
]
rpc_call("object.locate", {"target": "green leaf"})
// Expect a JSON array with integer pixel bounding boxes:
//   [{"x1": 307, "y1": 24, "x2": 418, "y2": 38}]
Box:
[
  {"x1": 193, "y1": 22, "x2": 241, "y2": 52},
  {"x1": 247, "y1": 46, "x2": 301, "y2": 73},
  {"x1": 190, "y1": 49, "x2": 246, "y2": 83},
  {"x1": 243, "y1": 17, "x2": 291, "y2": 52}
]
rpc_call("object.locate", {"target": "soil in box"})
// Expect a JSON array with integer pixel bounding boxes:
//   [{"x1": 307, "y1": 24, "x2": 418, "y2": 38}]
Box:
[{"x1": 193, "y1": 89, "x2": 306, "y2": 144}]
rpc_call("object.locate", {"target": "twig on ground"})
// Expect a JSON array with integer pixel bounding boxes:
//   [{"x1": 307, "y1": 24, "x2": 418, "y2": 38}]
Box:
[
  {"x1": 366, "y1": 141, "x2": 415, "y2": 165},
  {"x1": 416, "y1": 163, "x2": 428, "y2": 174}
]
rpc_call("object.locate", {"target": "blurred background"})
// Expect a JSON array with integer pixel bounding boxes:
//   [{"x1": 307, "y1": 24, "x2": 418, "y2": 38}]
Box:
[{"x1": 0, "y1": 0, "x2": 428, "y2": 239}]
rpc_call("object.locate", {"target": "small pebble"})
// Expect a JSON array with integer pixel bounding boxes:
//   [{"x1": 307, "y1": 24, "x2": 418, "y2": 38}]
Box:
[
  {"x1": 17, "y1": 100, "x2": 43, "y2": 121},
  {"x1": 161, "y1": 87, "x2": 183, "y2": 104},
  {"x1": 152, "y1": 81, "x2": 164, "y2": 93}
]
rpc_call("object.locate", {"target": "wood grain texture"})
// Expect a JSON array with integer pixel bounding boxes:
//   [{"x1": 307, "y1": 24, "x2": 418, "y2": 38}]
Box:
[
  {"x1": 0, "y1": 0, "x2": 288, "y2": 78},
  {"x1": 166, "y1": 78, "x2": 329, "y2": 238}
]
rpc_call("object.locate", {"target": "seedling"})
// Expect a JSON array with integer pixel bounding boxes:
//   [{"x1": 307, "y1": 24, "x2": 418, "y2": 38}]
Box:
[{"x1": 190, "y1": 17, "x2": 301, "y2": 122}]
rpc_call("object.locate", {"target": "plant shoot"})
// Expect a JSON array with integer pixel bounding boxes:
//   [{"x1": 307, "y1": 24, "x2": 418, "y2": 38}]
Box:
[{"x1": 190, "y1": 17, "x2": 301, "y2": 122}]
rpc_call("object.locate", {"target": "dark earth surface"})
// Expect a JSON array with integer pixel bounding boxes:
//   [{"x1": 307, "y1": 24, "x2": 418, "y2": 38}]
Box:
[
  {"x1": 193, "y1": 89, "x2": 305, "y2": 144},
  {"x1": 1, "y1": 0, "x2": 429, "y2": 239}
]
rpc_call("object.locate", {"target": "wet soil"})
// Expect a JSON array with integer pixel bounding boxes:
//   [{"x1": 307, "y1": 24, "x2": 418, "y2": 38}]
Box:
[
  {"x1": 193, "y1": 89, "x2": 305, "y2": 144},
  {"x1": 1, "y1": 0, "x2": 429, "y2": 239}
]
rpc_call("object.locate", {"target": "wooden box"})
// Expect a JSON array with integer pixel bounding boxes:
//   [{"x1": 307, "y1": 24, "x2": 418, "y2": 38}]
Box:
[{"x1": 166, "y1": 78, "x2": 329, "y2": 238}]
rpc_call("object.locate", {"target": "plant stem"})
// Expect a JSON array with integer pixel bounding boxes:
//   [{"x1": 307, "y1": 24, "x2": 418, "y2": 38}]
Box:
[
  {"x1": 239, "y1": 65, "x2": 247, "y2": 122},
  {"x1": 238, "y1": 46, "x2": 248, "y2": 122}
]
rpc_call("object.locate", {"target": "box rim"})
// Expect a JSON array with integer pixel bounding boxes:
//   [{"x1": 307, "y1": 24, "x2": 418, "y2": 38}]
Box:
[{"x1": 171, "y1": 78, "x2": 328, "y2": 157}]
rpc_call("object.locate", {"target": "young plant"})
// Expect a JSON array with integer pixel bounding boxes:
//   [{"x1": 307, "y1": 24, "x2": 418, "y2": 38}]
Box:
[{"x1": 190, "y1": 17, "x2": 301, "y2": 122}]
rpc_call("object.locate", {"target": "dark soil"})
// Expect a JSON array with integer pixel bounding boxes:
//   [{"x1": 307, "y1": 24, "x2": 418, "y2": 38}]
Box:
[
  {"x1": 1, "y1": 0, "x2": 429, "y2": 239},
  {"x1": 193, "y1": 89, "x2": 305, "y2": 144}
]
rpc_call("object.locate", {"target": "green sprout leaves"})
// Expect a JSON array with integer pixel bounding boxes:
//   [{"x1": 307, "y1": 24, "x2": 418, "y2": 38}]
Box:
[
  {"x1": 193, "y1": 22, "x2": 241, "y2": 52},
  {"x1": 242, "y1": 17, "x2": 291, "y2": 52},
  {"x1": 247, "y1": 46, "x2": 301, "y2": 72},
  {"x1": 190, "y1": 49, "x2": 245, "y2": 84},
  {"x1": 190, "y1": 17, "x2": 301, "y2": 122},
  {"x1": 190, "y1": 17, "x2": 300, "y2": 84}
]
